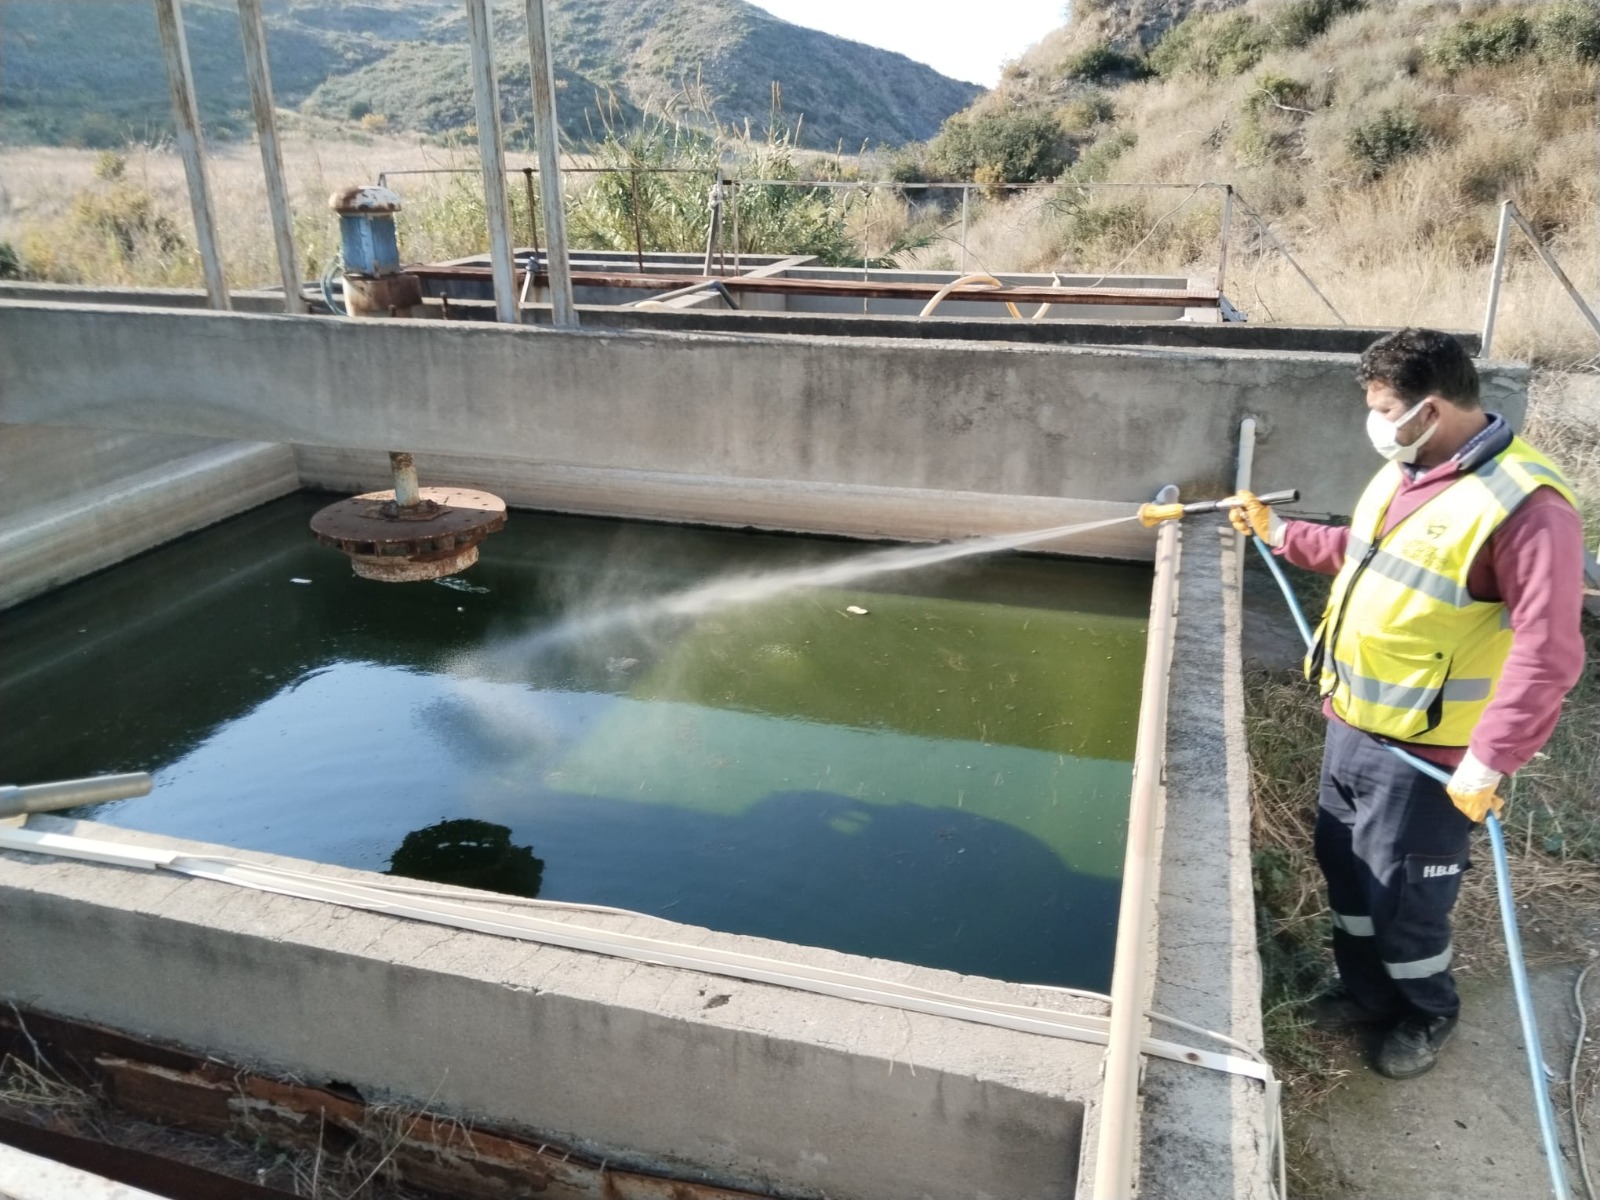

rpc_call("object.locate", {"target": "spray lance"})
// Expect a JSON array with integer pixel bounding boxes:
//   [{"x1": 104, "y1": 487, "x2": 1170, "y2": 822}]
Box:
[{"x1": 1137, "y1": 488, "x2": 1300, "y2": 527}]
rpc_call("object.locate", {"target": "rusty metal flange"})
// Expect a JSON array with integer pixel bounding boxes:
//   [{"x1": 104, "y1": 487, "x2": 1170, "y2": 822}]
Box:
[{"x1": 310, "y1": 486, "x2": 506, "y2": 582}]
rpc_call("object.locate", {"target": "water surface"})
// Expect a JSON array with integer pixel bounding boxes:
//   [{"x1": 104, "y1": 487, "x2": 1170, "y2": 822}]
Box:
[{"x1": 0, "y1": 494, "x2": 1151, "y2": 988}]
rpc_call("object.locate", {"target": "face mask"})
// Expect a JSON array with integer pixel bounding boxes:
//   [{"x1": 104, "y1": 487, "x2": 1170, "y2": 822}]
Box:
[{"x1": 1366, "y1": 399, "x2": 1438, "y2": 463}]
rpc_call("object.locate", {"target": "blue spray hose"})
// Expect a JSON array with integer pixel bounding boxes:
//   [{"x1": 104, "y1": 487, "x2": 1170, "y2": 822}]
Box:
[{"x1": 1248, "y1": 531, "x2": 1571, "y2": 1200}]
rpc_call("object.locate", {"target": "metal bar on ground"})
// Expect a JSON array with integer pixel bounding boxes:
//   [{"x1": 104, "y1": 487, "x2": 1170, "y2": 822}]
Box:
[
  {"x1": 1092, "y1": 484, "x2": 1182, "y2": 1200},
  {"x1": 1507, "y1": 202, "x2": 1600, "y2": 347},
  {"x1": 1233, "y1": 192, "x2": 1346, "y2": 326},
  {"x1": 407, "y1": 265, "x2": 1221, "y2": 308},
  {"x1": 152, "y1": 0, "x2": 229, "y2": 310},
  {"x1": 1480, "y1": 200, "x2": 1514, "y2": 357},
  {"x1": 524, "y1": 0, "x2": 577, "y2": 326},
  {"x1": 235, "y1": 0, "x2": 303, "y2": 313},
  {"x1": 463, "y1": 0, "x2": 518, "y2": 325}
]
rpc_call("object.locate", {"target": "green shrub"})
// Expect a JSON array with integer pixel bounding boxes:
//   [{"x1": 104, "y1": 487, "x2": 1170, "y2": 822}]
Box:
[
  {"x1": 885, "y1": 145, "x2": 929, "y2": 184},
  {"x1": 1268, "y1": 0, "x2": 1365, "y2": 48},
  {"x1": 1246, "y1": 72, "x2": 1314, "y2": 115},
  {"x1": 0, "y1": 242, "x2": 21, "y2": 280},
  {"x1": 929, "y1": 110, "x2": 1067, "y2": 183},
  {"x1": 69, "y1": 184, "x2": 186, "y2": 261},
  {"x1": 1347, "y1": 105, "x2": 1429, "y2": 177},
  {"x1": 1149, "y1": 12, "x2": 1271, "y2": 78},
  {"x1": 1065, "y1": 128, "x2": 1137, "y2": 182},
  {"x1": 1425, "y1": 12, "x2": 1536, "y2": 71},
  {"x1": 1536, "y1": 1, "x2": 1600, "y2": 62},
  {"x1": 1063, "y1": 42, "x2": 1150, "y2": 82},
  {"x1": 1061, "y1": 91, "x2": 1117, "y2": 130}
]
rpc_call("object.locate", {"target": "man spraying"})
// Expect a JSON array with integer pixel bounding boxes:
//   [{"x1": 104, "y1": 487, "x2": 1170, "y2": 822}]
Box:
[{"x1": 1230, "y1": 328, "x2": 1587, "y2": 1079}]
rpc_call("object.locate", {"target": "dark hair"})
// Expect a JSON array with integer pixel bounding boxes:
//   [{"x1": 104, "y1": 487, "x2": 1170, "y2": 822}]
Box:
[{"x1": 1356, "y1": 328, "x2": 1480, "y2": 408}]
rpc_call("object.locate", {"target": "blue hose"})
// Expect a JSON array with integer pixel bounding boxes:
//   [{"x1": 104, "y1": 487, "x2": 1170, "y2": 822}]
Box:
[{"x1": 1248, "y1": 531, "x2": 1571, "y2": 1200}]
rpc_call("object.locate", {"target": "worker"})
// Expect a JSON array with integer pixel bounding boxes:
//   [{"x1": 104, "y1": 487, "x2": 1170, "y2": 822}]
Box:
[{"x1": 1230, "y1": 328, "x2": 1587, "y2": 1079}]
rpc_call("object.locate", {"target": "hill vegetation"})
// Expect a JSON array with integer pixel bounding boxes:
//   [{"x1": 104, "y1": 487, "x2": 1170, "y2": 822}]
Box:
[
  {"x1": 0, "y1": 0, "x2": 981, "y2": 151},
  {"x1": 896, "y1": 0, "x2": 1599, "y2": 365}
]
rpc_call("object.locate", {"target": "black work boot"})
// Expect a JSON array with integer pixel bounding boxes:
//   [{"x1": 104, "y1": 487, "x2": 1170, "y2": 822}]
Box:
[
  {"x1": 1305, "y1": 983, "x2": 1397, "y2": 1032},
  {"x1": 1375, "y1": 1014, "x2": 1459, "y2": 1079}
]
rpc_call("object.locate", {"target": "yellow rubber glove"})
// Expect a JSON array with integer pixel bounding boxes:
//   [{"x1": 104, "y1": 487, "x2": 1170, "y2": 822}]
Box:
[
  {"x1": 1446, "y1": 750, "x2": 1506, "y2": 823},
  {"x1": 1225, "y1": 491, "x2": 1285, "y2": 547}
]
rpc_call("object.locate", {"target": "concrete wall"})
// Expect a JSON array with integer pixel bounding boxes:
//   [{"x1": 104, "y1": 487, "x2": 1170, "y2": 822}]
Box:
[
  {"x1": 0, "y1": 301, "x2": 1529, "y2": 547},
  {"x1": 0, "y1": 424, "x2": 298, "y2": 609},
  {"x1": 0, "y1": 819, "x2": 1099, "y2": 1200}
]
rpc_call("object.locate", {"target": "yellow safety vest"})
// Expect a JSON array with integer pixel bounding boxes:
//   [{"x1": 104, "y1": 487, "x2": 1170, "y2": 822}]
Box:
[{"x1": 1306, "y1": 436, "x2": 1577, "y2": 745}]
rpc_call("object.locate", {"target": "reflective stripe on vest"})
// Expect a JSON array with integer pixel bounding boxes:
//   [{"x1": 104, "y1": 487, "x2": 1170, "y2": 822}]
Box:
[{"x1": 1306, "y1": 437, "x2": 1578, "y2": 745}]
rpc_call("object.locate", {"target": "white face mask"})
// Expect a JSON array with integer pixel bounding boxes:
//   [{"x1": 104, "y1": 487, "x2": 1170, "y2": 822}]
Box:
[{"x1": 1366, "y1": 398, "x2": 1438, "y2": 463}]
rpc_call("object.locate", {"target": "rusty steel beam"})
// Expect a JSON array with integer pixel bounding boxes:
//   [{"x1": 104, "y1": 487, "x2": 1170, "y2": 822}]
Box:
[
  {"x1": 0, "y1": 1116, "x2": 297, "y2": 1200},
  {"x1": 407, "y1": 265, "x2": 1221, "y2": 308},
  {"x1": 0, "y1": 1007, "x2": 772, "y2": 1200}
]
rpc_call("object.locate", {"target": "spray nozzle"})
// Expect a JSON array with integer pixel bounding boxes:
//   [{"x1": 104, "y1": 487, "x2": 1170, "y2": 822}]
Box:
[{"x1": 1137, "y1": 488, "x2": 1300, "y2": 527}]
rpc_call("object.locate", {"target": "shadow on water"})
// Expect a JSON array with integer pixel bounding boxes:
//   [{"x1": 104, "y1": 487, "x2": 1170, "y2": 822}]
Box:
[
  {"x1": 384, "y1": 797, "x2": 1121, "y2": 990},
  {"x1": 387, "y1": 818, "x2": 545, "y2": 898}
]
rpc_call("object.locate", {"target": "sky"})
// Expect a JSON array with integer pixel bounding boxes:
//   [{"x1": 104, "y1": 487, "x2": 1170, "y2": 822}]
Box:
[{"x1": 745, "y1": 1, "x2": 1067, "y2": 87}]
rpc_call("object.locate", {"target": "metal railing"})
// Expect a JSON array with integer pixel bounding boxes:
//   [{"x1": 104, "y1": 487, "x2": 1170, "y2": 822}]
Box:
[{"x1": 1481, "y1": 198, "x2": 1600, "y2": 358}]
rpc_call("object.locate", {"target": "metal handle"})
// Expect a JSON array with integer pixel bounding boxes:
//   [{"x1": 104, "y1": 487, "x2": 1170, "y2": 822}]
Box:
[{"x1": 0, "y1": 773, "x2": 152, "y2": 819}]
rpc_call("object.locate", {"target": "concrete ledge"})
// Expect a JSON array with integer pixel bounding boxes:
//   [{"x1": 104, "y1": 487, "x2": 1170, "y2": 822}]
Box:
[
  {"x1": 0, "y1": 283, "x2": 1485, "y2": 355},
  {"x1": 0, "y1": 300, "x2": 1529, "y2": 520},
  {"x1": 0, "y1": 430, "x2": 299, "y2": 609},
  {"x1": 1136, "y1": 524, "x2": 1272, "y2": 1198},
  {"x1": 0, "y1": 819, "x2": 1101, "y2": 1200}
]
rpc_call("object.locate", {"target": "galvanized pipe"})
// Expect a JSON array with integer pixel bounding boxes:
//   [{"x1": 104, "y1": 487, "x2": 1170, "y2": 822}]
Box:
[
  {"x1": 152, "y1": 0, "x2": 229, "y2": 310},
  {"x1": 463, "y1": 0, "x2": 519, "y2": 325},
  {"x1": 1092, "y1": 484, "x2": 1182, "y2": 1200},
  {"x1": 235, "y1": 0, "x2": 304, "y2": 313},
  {"x1": 1480, "y1": 200, "x2": 1513, "y2": 358},
  {"x1": 523, "y1": 0, "x2": 577, "y2": 326},
  {"x1": 0, "y1": 774, "x2": 152, "y2": 820}
]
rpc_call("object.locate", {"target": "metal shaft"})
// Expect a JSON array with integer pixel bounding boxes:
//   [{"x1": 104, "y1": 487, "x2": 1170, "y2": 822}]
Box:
[
  {"x1": 464, "y1": 0, "x2": 519, "y2": 325},
  {"x1": 235, "y1": 0, "x2": 304, "y2": 314},
  {"x1": 0, "y1": 774, "x2": 152, "y2": 819},
  {"x1": 153, "y1": 0, "x2": 229, "y2": 310},
  {"x1": 524, "y1": 0, "x2": 577, "y2": 327},
  {"x1": 390, "y1": 452, "x2": 420, "y2": 508}
]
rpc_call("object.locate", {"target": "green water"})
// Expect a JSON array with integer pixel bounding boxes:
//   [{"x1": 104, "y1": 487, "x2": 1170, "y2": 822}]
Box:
[{"x1": 0, "y1": 494, "x2": 1151, "y2": 988}]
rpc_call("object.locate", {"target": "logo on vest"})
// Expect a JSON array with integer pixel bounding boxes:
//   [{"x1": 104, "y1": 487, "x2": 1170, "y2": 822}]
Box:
[
  {"x1": 1425, "y1": 518, "x2": 1450, "y2": 539},
  {"x1": 1421, "y1": 862, "x2": 1461, "y2": 879}
]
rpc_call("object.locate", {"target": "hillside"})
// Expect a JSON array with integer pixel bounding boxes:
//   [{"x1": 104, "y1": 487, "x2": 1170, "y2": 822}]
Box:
[
  {"x1": 909, "y1": 0, "x2": 1600, "y2": 364},
  {"x1": 0, "y1": 0, "x2": 982, "y2": 151}
]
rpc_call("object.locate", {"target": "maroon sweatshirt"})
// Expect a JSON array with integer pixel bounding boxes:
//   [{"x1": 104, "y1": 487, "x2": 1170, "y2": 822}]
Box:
[{"x1": 1278, "y1": 418, "x2": 1588, "y2": 775}]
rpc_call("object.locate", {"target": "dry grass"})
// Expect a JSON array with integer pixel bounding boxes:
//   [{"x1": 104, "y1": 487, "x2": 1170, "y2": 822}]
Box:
[{"x1": 948, "y1": 0, "x2": 1600, "y2": 365}]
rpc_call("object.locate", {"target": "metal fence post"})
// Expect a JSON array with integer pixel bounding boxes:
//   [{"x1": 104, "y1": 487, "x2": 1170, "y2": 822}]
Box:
[
  {"x1": 959, "y1": 185, "x2": 970, "y2": 274},
  {"x1": 153, "y1": 0, "x2": 229, "y2": 310},
  {"x1": 463, "y1": 0, "x2": 518, "y2": 324},
  {"x1": 236, "y1": 0, "x2": 304, "y2": 313},
  {"x1": 1480, "y1": 200, "x2": 1513, "y2": 358},
  {"x1": 1216, "y1": 184, "x2": 1234, "y2": 297},
  {"x1": 524, "y1": 0, "x2": 577, "y2": 326}
]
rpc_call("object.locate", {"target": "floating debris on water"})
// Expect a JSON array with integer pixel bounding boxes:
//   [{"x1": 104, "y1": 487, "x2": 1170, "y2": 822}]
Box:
[
  {"x1": 846, "y1": 605, "x2": 870, "y2": 616},
  {"x1": 434, "y1": 576, "x2": 490, "y2": 594}
]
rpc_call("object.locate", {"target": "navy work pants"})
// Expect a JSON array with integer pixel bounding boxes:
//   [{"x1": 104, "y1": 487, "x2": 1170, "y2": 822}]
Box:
[{"x1": 1314, "y1": 719, "x2": 1474, "y2": 1019}]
